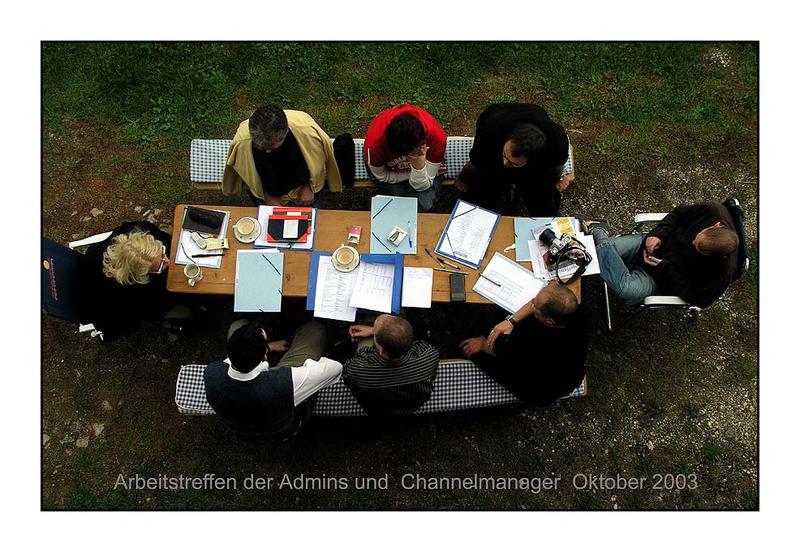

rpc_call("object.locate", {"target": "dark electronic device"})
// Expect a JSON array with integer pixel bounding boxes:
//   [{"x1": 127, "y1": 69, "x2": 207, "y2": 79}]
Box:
[
  {"x1": 538, "y1": 227, "x2": 592, "y2": 285},
  {"x1": 449, "y1": 272, "x2": 466, "y2": 302},
  {"x1": 183, "y1": 206, "x2": 224, "y2": 234}
]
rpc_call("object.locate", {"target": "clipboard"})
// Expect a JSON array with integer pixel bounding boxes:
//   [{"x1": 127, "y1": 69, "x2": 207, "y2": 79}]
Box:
[
  {"x1": 434, "y1": 199, "x2": 500, "y2": 269},
  {"x1": 306, "y1": 251, "x2": 404, "y2": 314}
]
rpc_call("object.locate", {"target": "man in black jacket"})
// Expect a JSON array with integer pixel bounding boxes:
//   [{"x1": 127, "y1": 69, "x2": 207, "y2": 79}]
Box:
[
  {"x1": 586, "y1": 201, "x2": 740, "y2": 307},
  {"x1": 460, "y1": 282, "x2": 588, "y2": 406},
  {"x1": 456, "y1": 103, "x2": 570, "y2": 216}
]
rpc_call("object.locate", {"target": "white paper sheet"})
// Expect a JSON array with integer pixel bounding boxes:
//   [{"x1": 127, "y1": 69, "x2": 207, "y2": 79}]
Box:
[
  {"x1": 401, "y1": 267, "x2": 433, "y2": 309},
  {"x1": 174, "y1": 209, "x2": 230, "y2": 268},
  {"x1": 437, "y1": 201, "x2": 498, "y2": 267},
  {"x1": 313, "y1": 256, "x2": 359, "y2": 322},
  {"x1": 348, "y1": 262, "x2": 395, "y2": 313},
  {"x1": 472, "y1": 252, "x2": 546, "y2": 314}
]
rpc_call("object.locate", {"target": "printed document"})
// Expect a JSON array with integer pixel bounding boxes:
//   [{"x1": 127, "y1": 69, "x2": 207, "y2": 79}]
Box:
[
  {"x1": 313, "y1": 256, "x2": 359, "y2": 322},
  {"x1": 401, "y1": 267, "x2": 433, "y2": 309},
  {"x1": 348, "y1": 262, "x2": 396, "y2": 313},
  {"x1": 472, "y1": 252, "x2": 545, "y2": 314}
]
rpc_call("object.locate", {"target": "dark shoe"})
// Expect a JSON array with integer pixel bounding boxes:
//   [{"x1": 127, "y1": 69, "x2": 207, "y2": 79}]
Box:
[{"x1": 580, "y1": 219, "x2": 609, "y2": 234}]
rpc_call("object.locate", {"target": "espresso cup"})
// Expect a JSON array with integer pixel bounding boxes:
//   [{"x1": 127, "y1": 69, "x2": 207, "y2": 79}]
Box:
[
  {"x1": 183, "y1": 263, "x2": 203, "y2": 286},
  {"x1": 236, "y1": 217, "x2": 255, "y2": 236}
]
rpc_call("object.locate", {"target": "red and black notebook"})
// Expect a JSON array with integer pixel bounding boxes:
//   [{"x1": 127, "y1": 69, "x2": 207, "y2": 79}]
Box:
[{"x1": 266, "y1": 207, "x2": 313, "y2": 243}]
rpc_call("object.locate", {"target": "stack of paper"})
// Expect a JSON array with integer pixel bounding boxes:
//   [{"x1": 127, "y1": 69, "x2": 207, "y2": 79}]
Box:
[
  {"x1": 435, "y1": 200, "x2": 500, "y2": 269},
  {"x1": 234, "y1": 250, "x2": 284, "y2": 312},
  {"x1": 528, "y1": 225, "x2": 600, "y2": 281},
  {"x1": 175, "y1": 208, "x2": 231, "y2": 268},
  {"x1": 254, "y1": 206, "x2": 316, "y2": 250},
  {"x1": 369, "y1": 195, "x2": 418, "y2": 254},
  {"x1": 472, "y1": 252, "x2": 545, "y2": 314},
  {"x1": 513, "y1": 217, "x2": 581, "y2": 262},
  {"x1": 401, "y1": 267, "x2": 433, "y2": 309}
]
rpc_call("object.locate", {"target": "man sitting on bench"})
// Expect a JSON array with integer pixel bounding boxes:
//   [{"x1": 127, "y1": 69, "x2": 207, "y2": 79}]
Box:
[
  {"x1": 344, "y1": 314, "x2": 439, "y2": 415},
  {"x1": 456, "y1": 103, "x2": 569, "y2": 216},
  {"x1": 204, "y1": 320, "x2": 342, "y2": 440},
  {"x1": 460, "y1": 282, "x2": 589, "y2": 406},
  {"x1": 364, "y1": 103, "x2": 447, "y2": 212},
  {"x1": 585, "y1": 201, "x2": 740, "y2": 307},
  {"x1": 222, "y1": 104, "x2": 342, "y2": 207}
]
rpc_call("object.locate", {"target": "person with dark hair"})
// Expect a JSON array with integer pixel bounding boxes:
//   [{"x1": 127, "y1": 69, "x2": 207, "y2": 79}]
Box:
[
  {"x1": 204, "y1": 320, "x2": 342, "y2": 440},
  {"x1": 222, "y1": 105, "x2": 342, "y2": 207},
  {"x1": 456, "y1": 103, "x2": 570, "y2": 216},
  {"x1": 460, "y1": 282, "x2": 589, "y2": 406},
  {"x1": 585, "y1": 201, "x2": 740, "y2": 307},
  {"x1": 343, "y1": 314, "x2": 439, "y2": 415},
  {"x1": 364, "y1": 104, "x2": 448, "y2": 211}
]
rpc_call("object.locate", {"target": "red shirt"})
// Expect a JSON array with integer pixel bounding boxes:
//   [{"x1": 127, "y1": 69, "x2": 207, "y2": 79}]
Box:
[{"x1": 364, "y1": 104, "x2": 447, "y2": 171}]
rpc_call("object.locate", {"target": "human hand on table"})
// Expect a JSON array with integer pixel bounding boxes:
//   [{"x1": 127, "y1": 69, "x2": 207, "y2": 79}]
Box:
[
  {"x1": 645, "y1": 236, "x2": 661, "y2": 255},
  {"x1": 486, "y1": 320, "x2": 514, "y2": 352},
  {"x1": 297, "y1": 184, "x2": 314, "y2": 206},
  {"x1": 348, "y1": 324, "x2": 374, "y2": 341},
  {"x1": 460, "y1": 336, "x2": 490, "y2": 358},
  {"x1": 268, "y1": 340, "x2": 290, "y2": 353}
]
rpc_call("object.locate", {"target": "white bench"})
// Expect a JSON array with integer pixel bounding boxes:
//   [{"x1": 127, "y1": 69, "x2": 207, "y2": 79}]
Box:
[
  {"x1": 175, "y1": 359, "x2": 587, "y2": 417},
  {"x1": 189, "y1": 136, "x2": 574, "y2": 190}
]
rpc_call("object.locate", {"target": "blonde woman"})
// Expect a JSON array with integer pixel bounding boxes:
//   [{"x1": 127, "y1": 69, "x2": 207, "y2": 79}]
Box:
[{"x1": 84, "y1": 221, "x2": 187, "y2": 340}]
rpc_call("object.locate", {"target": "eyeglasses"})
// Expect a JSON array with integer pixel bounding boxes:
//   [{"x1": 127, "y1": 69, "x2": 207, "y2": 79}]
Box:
[
  {"x1": 502, "y1": 148, "x2": 526, "y2": 169},
  {"x1": 154, "y1": 245, "x2": 168, "y2": 274}
]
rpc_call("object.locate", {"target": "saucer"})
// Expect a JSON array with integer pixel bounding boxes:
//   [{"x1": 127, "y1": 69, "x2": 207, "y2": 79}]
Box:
[
  {"x1": 332, "y1": 245, "x2": 360, "y2": 272},
  {"x1": 233, "y1": 217, "x2": 261, "y2": 243}
]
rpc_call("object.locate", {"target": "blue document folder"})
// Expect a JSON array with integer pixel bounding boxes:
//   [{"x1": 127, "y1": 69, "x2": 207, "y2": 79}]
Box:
[
  {"x1": 513, "y1": 217, "x2": 554, "y2": 261},
  {"x1": 307, "y1": 251, "x2": 404, "y2": 314},
  {"x1": 369, "y1": 195, "x2": 418, "y2": 255},
  {"x1": 234, "y1": 250, "x2": 284, "y2": 312},
  {"x1": 434, "y1": 199, "x2": 500, "y2": 269}
]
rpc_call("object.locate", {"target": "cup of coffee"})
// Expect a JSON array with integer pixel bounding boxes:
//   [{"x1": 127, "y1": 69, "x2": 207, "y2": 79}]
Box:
[
  {"x1": 183, "y1": 263, "x2": 203, "y2": 286},
  {"x1": 332, "y1": 245, "x2": 359, "y2": 272},
  {"x1": 236, "y1": 217, "x2": 255, "y2": 236}
]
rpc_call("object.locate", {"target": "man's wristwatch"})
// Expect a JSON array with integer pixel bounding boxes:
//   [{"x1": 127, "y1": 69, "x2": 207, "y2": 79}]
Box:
[{"x1": 504, "y1": 314, "x2": 517, "y2": 327}]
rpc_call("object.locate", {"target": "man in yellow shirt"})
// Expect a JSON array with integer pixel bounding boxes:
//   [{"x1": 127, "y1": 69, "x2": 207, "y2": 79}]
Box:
[{"x1": 222, "y1": 105, "x2": 342, "y2": 206}]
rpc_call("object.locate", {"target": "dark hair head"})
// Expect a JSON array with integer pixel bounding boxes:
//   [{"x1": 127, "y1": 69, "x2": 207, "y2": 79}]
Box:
[
  {"x1": 697, "y1": 226, "x2": 739, "y2": 256},
  {"x1": 385, "y1": 113, "x2": 426, "y2": 156},
  {"x1": 227, "y1": 322, "x2": 268, "y2": 373},
  {"x1": 249, "y1": 105, "x2": 288, "y2": 151},
  {"x1": 509, "y1": 123, "x2": 547, "y2": 159},
  {"x1": 374, "y1": 315, "x2": 414, "y2": 359},
  {"x1": 538, "y1": 283, "x2": 579, "y2": 326}
]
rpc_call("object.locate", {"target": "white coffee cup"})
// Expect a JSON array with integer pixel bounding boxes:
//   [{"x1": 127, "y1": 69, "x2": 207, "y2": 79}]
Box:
[{"x1": 183, "y1": 263, "x2": 203, "y2": 286}]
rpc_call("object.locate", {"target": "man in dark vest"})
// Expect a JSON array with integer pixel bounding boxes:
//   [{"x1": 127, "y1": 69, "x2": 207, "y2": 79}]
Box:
[
  {"x1": 204, "y1": 320, "x2": 342, "y2": 440},
  {"x1": 456, "y1": 103, "x2": 570, "y2": 216}
]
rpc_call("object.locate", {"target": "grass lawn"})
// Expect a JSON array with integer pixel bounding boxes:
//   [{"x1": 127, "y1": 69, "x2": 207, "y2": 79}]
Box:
[{"x1": 41, "y1": 42, "x2": 758, "y2": 510}]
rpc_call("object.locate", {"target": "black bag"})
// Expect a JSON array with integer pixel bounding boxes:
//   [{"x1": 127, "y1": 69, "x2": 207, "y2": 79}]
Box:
[{"x1": 333, "y1": 132, "x2": 355, "y2": 188}]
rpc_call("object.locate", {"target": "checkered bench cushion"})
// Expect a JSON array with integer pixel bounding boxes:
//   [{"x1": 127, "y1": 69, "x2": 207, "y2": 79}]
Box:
[
  {"x1": 175, "y1": 360, "x2": 586, "y2": 417},
  {"x1": 189, "y1": 137, "x2": 574, "y2": 183}
]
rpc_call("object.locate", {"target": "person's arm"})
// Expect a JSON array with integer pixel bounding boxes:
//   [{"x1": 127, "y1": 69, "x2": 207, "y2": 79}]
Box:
[
  {"x1": 647, "y1": 204, "x2": 701, "y2": 242},
  {"x1": 485, "y1": 300, "x2": 537, "y2": 351},
  {"x1": 647, "y1": 259, "x2": 721, "y2": 308},
  {"x1": 366, "y1": 147, "x2": 409, "y2": 183},
  {"x1": 407, "y1": 147, "x2": 440, "y2": 191},
  {"x1": 290, "y1": 357, "x2": 343, "y2": 406}
]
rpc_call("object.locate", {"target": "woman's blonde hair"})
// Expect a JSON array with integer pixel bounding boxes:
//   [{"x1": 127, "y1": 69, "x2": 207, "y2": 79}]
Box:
[{"x1": 102, "y1": 230, "x2": 164, "y2": 285}]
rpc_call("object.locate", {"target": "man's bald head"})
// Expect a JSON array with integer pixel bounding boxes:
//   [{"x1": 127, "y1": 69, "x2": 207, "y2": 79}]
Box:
[
  {"x1": 374, "y1": 314, "x2": 414, "y2": 359},
  {"x1": 694, "y1": 223, "x2": 739, "y2": 256},
  {"x1": 532, "y1": 282, "x2": 579, "y2": 327}
]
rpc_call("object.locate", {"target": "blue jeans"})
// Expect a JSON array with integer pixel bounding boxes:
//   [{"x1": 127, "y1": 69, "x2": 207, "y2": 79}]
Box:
[
  {"x1": 367, "y1": 165, "x2": 443, "y2": 212},
  {"x1": 593, "y1": 231, "x2": 660, "y2": 305}
]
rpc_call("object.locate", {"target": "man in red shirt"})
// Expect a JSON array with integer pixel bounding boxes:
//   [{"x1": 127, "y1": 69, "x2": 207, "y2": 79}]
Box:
[{"x1": 364, "y1": 104, "x2": 447, "y2": 211}]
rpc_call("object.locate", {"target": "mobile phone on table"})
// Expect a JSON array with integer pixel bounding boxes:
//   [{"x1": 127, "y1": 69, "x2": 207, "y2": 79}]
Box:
[{"x1": 450, "y1": 272, "x2": 466, "y2": 303}]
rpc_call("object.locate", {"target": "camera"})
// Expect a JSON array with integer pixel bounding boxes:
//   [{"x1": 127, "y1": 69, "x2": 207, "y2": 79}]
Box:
[{"x1": 539, "y1": 228, "x2": 574, "y2": 260}]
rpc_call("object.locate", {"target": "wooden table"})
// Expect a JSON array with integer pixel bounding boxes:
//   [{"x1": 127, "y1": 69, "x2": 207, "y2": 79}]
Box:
[{"x1": 167, "y1": 204, "x2": 580, "y2": 303}]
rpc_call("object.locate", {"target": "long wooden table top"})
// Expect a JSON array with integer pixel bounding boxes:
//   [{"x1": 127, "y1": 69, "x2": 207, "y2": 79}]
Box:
[{"x1": 167, "y1": 204, "x2": 580, "y2": 304}]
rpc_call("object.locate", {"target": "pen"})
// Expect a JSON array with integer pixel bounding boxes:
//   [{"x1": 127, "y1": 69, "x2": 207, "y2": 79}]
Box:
[
  {"x1": 193, "y1": 253, "x2": 224, "y2": 258},
  {"x1": 437, "y1": 257, "x2": 461, "y2": 270},
  {"x1": 433, "y1": 267, "x2": 464, "y2": 274},
  {"x1": 425, "y1": 247, "x2": 446, "y2": 268},
  {"x1": 478, "y1": 273, "x2": 502, "y2": 286},
  {"x1": 407, "y1": 220, "x2": 413, "y2": 248}
]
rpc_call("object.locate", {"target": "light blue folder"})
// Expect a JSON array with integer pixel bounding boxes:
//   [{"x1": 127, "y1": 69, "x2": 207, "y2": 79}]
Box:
[
  {"x1": 513, "y1": 217, "x2": 555, "y2": 261},
  {"x1": 369, "y1": 195, "x2": 418, "y2": 255},
  {"x1": 234, "y1": 250, "x2": 284, "y2": 312}
]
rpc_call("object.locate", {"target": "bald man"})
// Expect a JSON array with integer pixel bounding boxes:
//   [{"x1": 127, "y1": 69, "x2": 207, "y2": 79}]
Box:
[
  {"x1": 344, "y1": 314, "x2": 439, "y2": 415},
  {"x1": 585, "y1": 201, "x2": 740, "y2": 307},
  {"x1": 460, "y1": 281, "x2": 589, "y2": 406}
]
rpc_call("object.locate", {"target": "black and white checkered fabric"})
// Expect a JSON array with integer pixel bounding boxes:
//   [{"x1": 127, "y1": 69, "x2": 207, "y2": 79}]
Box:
[
  {"x1": 188, "y1": 136, "x2": 574, "y2": 184},
  {"x1": 175, "y1": 361, "x2": 586, "y2": 417},
  {"x1": 190, "y1": 139, "x2": 232, "y2": 183}
]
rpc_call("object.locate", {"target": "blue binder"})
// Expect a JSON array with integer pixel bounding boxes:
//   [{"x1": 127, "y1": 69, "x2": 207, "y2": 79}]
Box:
[{"x1": 306, "y1": 251, "x2": 404, "y2": 314}]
